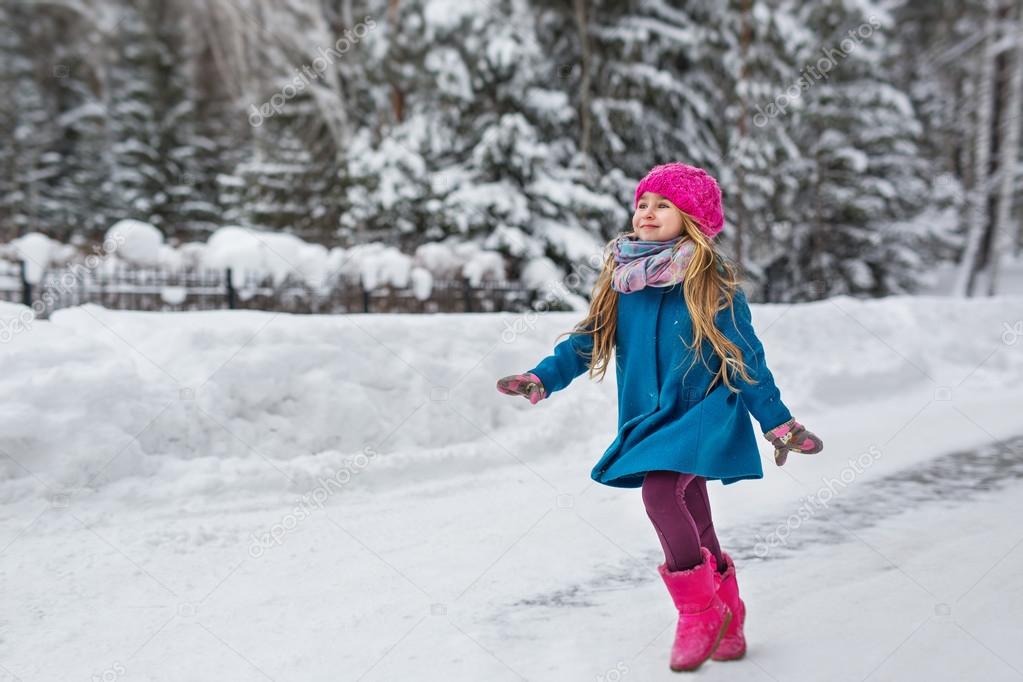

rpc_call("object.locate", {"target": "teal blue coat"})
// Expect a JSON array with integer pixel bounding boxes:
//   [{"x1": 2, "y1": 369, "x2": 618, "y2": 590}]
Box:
[{"x1": 528, "y1": 284, "x2": 792, "y2": 488}]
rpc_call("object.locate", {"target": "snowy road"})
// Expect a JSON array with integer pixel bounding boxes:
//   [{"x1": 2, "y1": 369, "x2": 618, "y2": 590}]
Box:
[{"x1": 2, "y1": 432, "x2": 1021, "y2": 681}]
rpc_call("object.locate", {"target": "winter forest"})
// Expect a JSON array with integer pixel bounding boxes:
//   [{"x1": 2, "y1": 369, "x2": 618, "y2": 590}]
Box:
[{"x1": 3, "y1": 0, "x2": 1021, "y2": 302}]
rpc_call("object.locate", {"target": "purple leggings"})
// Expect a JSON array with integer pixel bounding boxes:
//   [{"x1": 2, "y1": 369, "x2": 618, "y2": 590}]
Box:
[{"x1": 642, "y1": 470, "x2": 726, "y2": 572}]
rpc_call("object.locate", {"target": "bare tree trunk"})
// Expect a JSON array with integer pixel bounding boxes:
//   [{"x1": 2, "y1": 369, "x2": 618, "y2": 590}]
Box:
[
  {"x1": 954, "y1": 0, "x2": 998, "y2": 297},
  {"x1": 342, "y1": 0, "x2": 353, "y2": 28},
  {"x1": 388, "y1": 0, "x2": 404, "y2": 124},
  {"x1": 987, "y1": 0, "x2": 1023, "y2": 295},
  {"x1": 733, "y1": 0, "x2": 752, "y2": 277},
  {"x1": 1016, "y1": 168, "x2": 1023, "y2": 260},
  {"x1": 573, "y1": 0, "x2": 592, "y2": 161}
]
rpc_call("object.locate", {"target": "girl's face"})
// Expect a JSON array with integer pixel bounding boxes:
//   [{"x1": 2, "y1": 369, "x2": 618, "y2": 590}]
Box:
[{"x1": 632, "y1": 191, "x2": 685, "y2": 242}]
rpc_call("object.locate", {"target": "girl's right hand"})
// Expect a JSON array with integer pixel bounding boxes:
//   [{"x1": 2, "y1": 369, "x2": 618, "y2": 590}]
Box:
[
  {"x1": 763, "y1": 417, "x2": 823, "y2": 466},
  {"x1": 496, "y1": 372, "x2": 547, "y2": 405}
]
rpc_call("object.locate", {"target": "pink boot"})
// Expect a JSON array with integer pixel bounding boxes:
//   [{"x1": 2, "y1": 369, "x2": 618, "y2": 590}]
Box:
[
  {"x1": 711, "y1": 551, "x2": 747, "y2": 660},
  {"x1": 656, "y1": 546, "x2": 733, "y2": 672}
]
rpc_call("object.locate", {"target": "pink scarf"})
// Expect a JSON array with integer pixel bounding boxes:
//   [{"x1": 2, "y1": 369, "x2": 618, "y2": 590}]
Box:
[{"x1": 611, "y1": 235, "x2": 696, "y2": 294}]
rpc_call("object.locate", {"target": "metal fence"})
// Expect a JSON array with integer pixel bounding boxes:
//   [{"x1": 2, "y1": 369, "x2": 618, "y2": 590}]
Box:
[{"x1": 0, "y1": 259, "x2": 543, "y2": 318}]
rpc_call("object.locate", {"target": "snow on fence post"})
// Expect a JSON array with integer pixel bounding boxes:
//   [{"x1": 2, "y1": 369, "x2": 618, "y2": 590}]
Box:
[
  {"x1": 19, "y1": 259, "x2": 30, "y2": 307},
  {"x1": 225, "y1": 268, "x2": 236, "y2": 309},
  {"x1": 525, "y1": 287, "x2": 539, "y2": 311}
]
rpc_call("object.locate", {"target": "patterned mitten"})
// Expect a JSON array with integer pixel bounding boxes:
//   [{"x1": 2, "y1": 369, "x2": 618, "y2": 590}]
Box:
[
  {"x1": 763, "y1": 417, "x2": 823, "y2": 466},
  {"x1": 496, "y1": 372, "x2": 547, "y2": 405}
]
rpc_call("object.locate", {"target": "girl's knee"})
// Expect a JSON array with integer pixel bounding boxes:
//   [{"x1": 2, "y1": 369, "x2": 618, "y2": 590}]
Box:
[{"x1": 642, "y1": 471, "x2": 683, "y2": 515}]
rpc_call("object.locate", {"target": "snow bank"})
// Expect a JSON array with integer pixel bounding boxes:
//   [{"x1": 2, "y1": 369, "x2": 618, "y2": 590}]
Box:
[
  {"x1": 1, "y1": 294, "x2": 1021, "y2": 504},
  {"x1": 0, "y1": 301, "x2": 34, "y2": 326}
]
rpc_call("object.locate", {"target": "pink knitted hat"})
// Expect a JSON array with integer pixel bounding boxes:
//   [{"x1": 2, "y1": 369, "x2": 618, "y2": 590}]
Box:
[{"x1": 634, "y1": 163, "x2": 725, "y2": 238}]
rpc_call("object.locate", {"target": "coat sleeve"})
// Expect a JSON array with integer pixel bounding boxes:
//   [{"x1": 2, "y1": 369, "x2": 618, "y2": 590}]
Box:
[
  {"x1": 526, "y1": 326, "x2": 595, "y2": 397},
  {"x1": 718, "y1": 288, "x2": 793, "y2": 433}
]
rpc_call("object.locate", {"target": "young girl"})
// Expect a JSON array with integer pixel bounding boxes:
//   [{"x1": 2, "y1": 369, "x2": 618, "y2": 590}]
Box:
[{"x1": 496, "y1": 162, "x2": 823, "y2": 672}]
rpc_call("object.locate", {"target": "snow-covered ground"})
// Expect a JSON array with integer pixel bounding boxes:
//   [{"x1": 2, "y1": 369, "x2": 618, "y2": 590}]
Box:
[{"x1": 1, "y1": 293, "x2": 1022, "y2": 681}]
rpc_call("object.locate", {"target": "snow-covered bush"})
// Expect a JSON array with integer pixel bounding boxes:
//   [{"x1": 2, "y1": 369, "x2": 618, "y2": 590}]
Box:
[
  {"x1": 5, "y1": 232, "x2": 78, "y2": 284},
  {"x1": 202, "y1": 226, "x2": 329, "y2": 288},
  {"x1": 105, "y1": 219, "x2": 165, "y2": 266},
  {"x1": 0, "y1": 223, "x2": 525, "y2": 302}
]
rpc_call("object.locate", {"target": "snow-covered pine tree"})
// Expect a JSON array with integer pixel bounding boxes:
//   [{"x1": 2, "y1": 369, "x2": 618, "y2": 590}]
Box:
[
  {"x1": 0, "y1": 3, "x2": 63, "y2": 241},
  {"x1": 888, "y1": 0, "x2": 976, "y2": 182},
  {"x1": 228, "y1": 108, "x2": 344, "y2": 243},
  {"x1": 985, "y1": 0, "x2": 1023, "y2": 293},
  {"x1": 779, "y1": 0, "x2": 934, "y2": 300},
  {"x1": 887, "y1": 2, "x2": 979, "y2": 297},
  {"x1": 207, "y1": 0, "x2": 355, "y2": 244},
  {"x1": 47, "y1": 31, "x2": 114, "y2": 243},
  {"x1": 102, "y1": 0, "x2": 171, "y2": 230},
  {"x1": 152, "y1": 6, "x2": 225, "y2": 243},
  {"x1": 45, "y1": 103, "x2": 112, "y2": 241},
  {"x1": 573, "y1": 0, "x2": 722, "y2": 180},
  {"x1": 705, "y1": 0, "x2": 809, "y2": 300},
  {"x1": 343, "y1": 0, "x2": 625, "y2": 291},
  {"x1": 338, "y1": 0, "x2": 434, "y2": 250}
]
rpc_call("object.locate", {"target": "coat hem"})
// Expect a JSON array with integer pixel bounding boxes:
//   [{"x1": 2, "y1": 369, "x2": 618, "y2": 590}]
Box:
[{"x1": 591, "y1": 468, "x2": 765, "y2": 489}]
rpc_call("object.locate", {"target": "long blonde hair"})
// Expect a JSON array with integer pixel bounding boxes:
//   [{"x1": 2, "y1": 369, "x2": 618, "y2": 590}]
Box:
[{"x1": 552, "y1": 211, "x2": 758, "y2": 396}]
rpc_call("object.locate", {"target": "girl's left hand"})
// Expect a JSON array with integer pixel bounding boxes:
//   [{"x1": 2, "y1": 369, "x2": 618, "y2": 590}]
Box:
[
  {"x1": 763, "y1": 417, "x2": 823, "y2": 466},
  {"x1": 496, "y1": 372, "x2": 547, "y2": 405}
]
